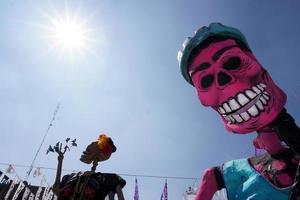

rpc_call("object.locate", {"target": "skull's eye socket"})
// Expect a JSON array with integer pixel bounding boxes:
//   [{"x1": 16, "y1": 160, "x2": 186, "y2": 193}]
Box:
[
  {"x1": 222, "y1": 57, "x2": 241, "y2": 70},
  {"x1": 201, "y1": 75, "x2": 214, "y2": 89}
]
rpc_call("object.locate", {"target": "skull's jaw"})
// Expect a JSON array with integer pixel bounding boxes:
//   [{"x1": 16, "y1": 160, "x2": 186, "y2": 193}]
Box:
[{"x1": 215, "y1": 82, "x2": 286, "y2": 134}]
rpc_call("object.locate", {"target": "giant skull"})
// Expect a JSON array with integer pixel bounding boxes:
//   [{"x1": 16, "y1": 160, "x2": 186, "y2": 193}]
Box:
[{"x1": 187, "y1": 38, "x2": 286, "y2": 133}]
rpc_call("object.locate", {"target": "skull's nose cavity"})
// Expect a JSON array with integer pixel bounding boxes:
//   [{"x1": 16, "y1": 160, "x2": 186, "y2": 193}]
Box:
[{"x1": 218, "y1": 72, "x2": 232, "y2": 86}]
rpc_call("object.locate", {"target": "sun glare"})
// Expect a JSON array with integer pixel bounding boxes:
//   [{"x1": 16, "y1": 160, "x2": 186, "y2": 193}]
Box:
[
  {"x1": 56, "y1": 20, "x2": 85, "y2": 48},
  {"x1": 51, "y1": 18, "x2": 86, "y2": 50},
  {"x1": 41, "y1": 5, "x2": 96, "y2": 57}
]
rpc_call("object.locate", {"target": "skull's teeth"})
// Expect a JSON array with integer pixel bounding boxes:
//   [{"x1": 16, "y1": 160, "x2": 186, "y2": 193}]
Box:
[
  {"x1": 260, "y1": 96, "x2": 267, "y2": 105},
  {"x1": 218, "y1": 83, "x2": 270, "y2": 124},
  {"x1": 232, "y1": 114, "x2": 243, "y2": 123},
  {"x1": 223, "y1": 103, "x2": 231, "y2": 113},
  {"x1": 240, "y1": 112, "x2": 250, "y2": 121},
  {"x1": 218, "y1": 107, "x2": 225, "y2": 114},
  {"x1": 229, "y1": 99, "x2": 240, "y2": 110},
  {"x1": 252, "y1": 86, "x2": 261, "y2": 94},
  {"x1": 237, "y1": 93, "x2": 249, "y2": 106},
  {"x1": 256, "y1": 100, "x2": 264, "y2": 111},
  {"x1": 245, "y1": 90, "x2": 256, "y2": 99},
  {"x1": 248, "y1": 105, "x2": 259, "y2": 117}
]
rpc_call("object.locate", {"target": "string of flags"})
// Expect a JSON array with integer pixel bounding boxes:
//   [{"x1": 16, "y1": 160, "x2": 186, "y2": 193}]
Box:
[
  {"x1": 2, "y1": 164, "x2": 50, "y2": 187},
  {"x1": 1, "y1": 162, "x2": 199, "y2": 180},
  {"x1": 6, "y1": 165, "x2": 15, "y2": 174},
  {"x1": 1, "y1": 174, "x2": 172, "y2": 200},
  {"x1": 1, "y1": 163, "x2": 197, "y2": 199},
  {"x1": 33, "y1": 168, "x2": 42, "y2": 178}
]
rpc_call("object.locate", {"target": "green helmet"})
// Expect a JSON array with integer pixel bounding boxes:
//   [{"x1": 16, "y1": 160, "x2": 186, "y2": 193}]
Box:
[{"x1": 177, "y1": 22, "x2": 251, "y2": 85}]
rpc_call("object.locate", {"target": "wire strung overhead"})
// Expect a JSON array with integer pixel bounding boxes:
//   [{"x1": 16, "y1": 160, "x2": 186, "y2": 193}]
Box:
[{"x1": 0, "y1": 162, "x2": 199, "y2": 180}]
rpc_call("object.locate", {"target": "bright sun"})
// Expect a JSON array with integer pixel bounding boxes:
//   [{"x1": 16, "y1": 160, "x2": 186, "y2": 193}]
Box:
[
  {"x1": 53, "y1": 19, "x2": 85, "y2": 49},
  {"x1": 42, "y1": 6, "x2": 95, "y2": 56}
]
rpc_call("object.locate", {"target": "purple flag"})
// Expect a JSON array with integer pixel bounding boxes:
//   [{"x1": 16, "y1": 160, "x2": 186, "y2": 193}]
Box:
[
  {"x1": 134, "y1": 178, "x2": 139, "y2": 200},
  {"x1": 160, "y1": 179, "x2": 168, "y2": 200}
]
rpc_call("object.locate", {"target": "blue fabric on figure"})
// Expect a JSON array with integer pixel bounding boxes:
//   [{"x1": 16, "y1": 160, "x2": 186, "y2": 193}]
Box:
[{"x1": 222, "y1": 159, "x2": 292, "y2": 200}]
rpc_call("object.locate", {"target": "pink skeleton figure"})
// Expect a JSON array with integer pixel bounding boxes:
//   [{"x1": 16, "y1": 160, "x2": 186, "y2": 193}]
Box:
[
  {"x1": 188, "y1": 37, "x2": 288, "y2": 153},
  {"x1": 189, "y1": 39, "x2": 286, "y2": 134},
  {"x1": 178, "y1": 23, "x2": 300, "y2": 199}
]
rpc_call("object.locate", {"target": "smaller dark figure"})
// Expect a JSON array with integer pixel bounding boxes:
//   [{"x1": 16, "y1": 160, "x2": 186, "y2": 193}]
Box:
[
  {"x1": 59, "y1": 172, "x2": 126, "y2": 200},
  {"x1": 58, "y1": 134, "x2": 126, "y2": 200}
]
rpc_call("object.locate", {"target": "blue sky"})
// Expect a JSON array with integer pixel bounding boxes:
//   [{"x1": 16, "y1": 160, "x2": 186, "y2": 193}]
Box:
[{"x1": 1, "y1": 1, "x2": 300, "y2": 199}]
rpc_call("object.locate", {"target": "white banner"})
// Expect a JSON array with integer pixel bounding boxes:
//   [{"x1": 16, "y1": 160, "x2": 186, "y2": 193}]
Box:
[
  {"x1": 45, "y1": 190, "x2": 54, "y2": 200},
  {"x1": 42, "y1": 187, "x2": 49, "y2": 200},
  {"x1": 34, "y1": 187, "x2": 43, "y2": 200},
  {"x1": 2, "y1": 176, "x2": 57, "y2": 200},
  {"x1": 4, "y1": 178, "x2": 20, "y2": 200},
  {"x1": 21, "y1": 187, "x2": 31, "y2": 200},
  {"x1": 1, "y1": 175, "x2": 10, "y2": 184},
  {"x1": 12, "y1": 182, "x2": 25, "y2": 200},
  {"x1": 28, "y1": 193, "x2": 35, "y2": 200}
]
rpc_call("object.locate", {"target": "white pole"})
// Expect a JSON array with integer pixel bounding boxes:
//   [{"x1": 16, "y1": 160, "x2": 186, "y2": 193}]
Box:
[{"x1": 25, "y1": 104, "x2": 60, "y2": 181}]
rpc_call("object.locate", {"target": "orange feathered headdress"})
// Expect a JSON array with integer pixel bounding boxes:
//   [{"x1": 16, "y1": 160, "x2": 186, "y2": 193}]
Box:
[
  {"x1": 97, "y1": 134, "x2": 117, "y2": 154},
  {"x1": 80, "y1": 133, "x2": 117, "y2": 164}
]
